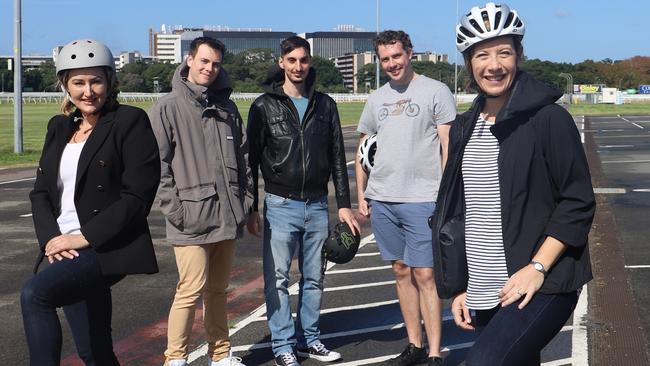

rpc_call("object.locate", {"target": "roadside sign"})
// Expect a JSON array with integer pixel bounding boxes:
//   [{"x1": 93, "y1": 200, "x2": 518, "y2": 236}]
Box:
[{"x1": 639, "y1": 85, "x2": 650, "y2": 94}]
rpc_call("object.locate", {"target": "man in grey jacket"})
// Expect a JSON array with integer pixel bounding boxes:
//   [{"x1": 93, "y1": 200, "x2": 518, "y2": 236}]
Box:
[{"x1": 149, "y1": 36, "x2": 253, "y2": 366}]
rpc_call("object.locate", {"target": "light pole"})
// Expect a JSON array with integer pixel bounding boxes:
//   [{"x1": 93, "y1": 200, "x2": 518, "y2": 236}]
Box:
[
  {"x1": 454, "y1": 0, "x2": 459, "y2": 102},
  {"x1": 14, "y1": 0, "x2": 23, "y2": 154},
  {"x1": 558, "y1": 72, "x2": 573, "y2": 105},
  {"x1": 375, "y1": 0, "x2": 380, "y2": 90}
]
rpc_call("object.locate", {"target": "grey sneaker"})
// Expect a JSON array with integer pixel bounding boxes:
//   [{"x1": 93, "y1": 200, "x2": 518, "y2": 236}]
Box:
[
  {"x1": 275, "y1": 352, "x2": 300, "y2": 366},
  {"x1": 296, "y1": 342, "x2": 342, "y2": 362}
]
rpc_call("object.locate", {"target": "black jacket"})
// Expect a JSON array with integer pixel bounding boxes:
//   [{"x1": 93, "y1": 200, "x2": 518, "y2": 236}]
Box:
[
  {"x1": 247, "y1": 65, "x2": 351, "y2": 210},
  {"x1": 30, "y1": 104, "x2": 160, "y2": 275},
  {"x1": 432, "y1": 71, "x2": 595, "y2": 298}
]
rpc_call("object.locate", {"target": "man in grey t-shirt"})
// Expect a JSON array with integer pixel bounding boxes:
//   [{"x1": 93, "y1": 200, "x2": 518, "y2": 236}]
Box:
[{"x1": 355, "y1": 30, "x2": 456, "y2": 366}]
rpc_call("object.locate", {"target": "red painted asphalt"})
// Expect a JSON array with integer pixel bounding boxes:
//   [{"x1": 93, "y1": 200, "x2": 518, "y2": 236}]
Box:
[{"x1": 61, "y1": 274, "x2": 265, "y2": 365}]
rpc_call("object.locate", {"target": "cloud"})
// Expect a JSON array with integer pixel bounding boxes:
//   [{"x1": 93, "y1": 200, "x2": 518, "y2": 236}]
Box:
[{"x1": 555, "y1": 9, "x2": 570, "y2": 18}]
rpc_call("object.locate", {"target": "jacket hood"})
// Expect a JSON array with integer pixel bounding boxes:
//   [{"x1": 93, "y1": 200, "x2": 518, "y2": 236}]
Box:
[
  {"x1": 171, "y1": 59, "x2": 233, "y2": 102},
  {"x1": 492, "y1": 71, "x2": 563, "y2": 122},
  {"x1": 261, "y1": 64, "x2": 317, "y2": 99}
]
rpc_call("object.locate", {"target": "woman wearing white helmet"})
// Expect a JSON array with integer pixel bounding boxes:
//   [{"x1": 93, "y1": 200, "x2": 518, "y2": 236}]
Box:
[
  {"x1": 21, "y1": 39, "x2": 160, "y2": 365},
  {"x1": 431, "y1": 3, "x2": 595, "y2": 365}
]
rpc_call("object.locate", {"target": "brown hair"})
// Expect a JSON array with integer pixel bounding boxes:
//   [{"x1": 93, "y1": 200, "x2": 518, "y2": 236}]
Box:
[
  {"x1": 189, "y1": 36, "x2": 226, "y2": 58},
  {"x1": 462, "y1": 35, "x2": 523, "y2": 92},
  {"x1": 58, "y1": 66, "x2": 120, "y2": 116},
  {"x1": 280, "y1": 36, "x2": 311, "y2": 57},
  {"x1": 374, "y1": 30, "x2": 413, "y2": 54}
]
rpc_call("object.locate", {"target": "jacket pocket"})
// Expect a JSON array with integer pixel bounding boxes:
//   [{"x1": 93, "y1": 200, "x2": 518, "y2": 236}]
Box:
[
  {"x1": 178, "y1": 185, "x2": 220, "y2": 234},
  {"x1": 268, "y1": 113, "x2": 292, "y2": 136},
  {"x1": 434, "y1": 213, "x2": 468, "y2": 298},
  {"x1": 311, "y1": 114, "x2": 330, "y2": 136}
]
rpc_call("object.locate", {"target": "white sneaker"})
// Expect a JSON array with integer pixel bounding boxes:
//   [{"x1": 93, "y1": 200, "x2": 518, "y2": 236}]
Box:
[
  {"x1": 168, "y1": 359, "x2": 187, "y2": 366},
  {"x1": 209, "y1": 356, "x2": 246, "y2": 366}
]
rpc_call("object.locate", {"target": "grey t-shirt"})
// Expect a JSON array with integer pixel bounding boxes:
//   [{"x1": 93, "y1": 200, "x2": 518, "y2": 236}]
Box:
[{"x1": 357, "y1": 75, "x2": 456, "y2": 202}]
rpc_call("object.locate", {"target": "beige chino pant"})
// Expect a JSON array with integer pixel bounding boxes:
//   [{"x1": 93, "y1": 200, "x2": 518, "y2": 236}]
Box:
[{"x1": 164, "y1": 240, "x2": 236, "y2": 363}]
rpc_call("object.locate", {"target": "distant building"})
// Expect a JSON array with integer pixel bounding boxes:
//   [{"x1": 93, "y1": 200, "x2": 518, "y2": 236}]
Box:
[
  {"x1": 333, "y1": 52, "x2": 376, "y2": 93},
  {"x1": 412, "y1": 51, "x2": 448, "y2": 63},
  {"x1": 149, "y1": 25, "x2": 295, "y2": 63},
  {"x1": 301, "y1": 30, "x2": 376, "y2": 59}
]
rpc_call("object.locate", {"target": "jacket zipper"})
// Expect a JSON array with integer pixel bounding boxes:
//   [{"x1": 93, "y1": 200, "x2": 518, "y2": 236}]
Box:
[{"x1": 285, "y1": 97, "x2": 315, "y2": 200}]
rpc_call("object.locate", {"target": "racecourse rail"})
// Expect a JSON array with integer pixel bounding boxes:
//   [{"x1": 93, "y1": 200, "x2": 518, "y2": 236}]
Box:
[{"x1": 3, "y1": 92, "x2": 648, "y2": 104}]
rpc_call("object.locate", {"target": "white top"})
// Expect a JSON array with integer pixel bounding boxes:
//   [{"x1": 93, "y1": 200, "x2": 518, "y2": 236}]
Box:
[
  {"x1": 56, "y1": 141, "x2": 86, "y2": 235},
  {"x1": 461, "y1": 115, "x2": 509, "y2": 310}
]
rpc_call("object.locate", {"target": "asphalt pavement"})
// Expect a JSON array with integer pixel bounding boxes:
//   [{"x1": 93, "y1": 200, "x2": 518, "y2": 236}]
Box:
[{"x1": 1, "y1": 119, "x2": 649, "y2": 365}]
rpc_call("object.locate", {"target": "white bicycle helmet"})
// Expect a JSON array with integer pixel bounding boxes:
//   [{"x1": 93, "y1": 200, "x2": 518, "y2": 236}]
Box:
[
  {"x1": 56, "y1": 39, "x2": 115, "y2": 76},
  {"x1": 456, "y1": 2, "x2": 525, "y2": 53},
  {"x1": 358, "y1": 134, "x2": 377, "y2": 174}
]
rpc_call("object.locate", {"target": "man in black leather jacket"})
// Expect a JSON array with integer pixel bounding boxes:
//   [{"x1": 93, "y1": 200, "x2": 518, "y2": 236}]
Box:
[{"x1": 246, "y1": 36, "x2": 359, "y2": 366}]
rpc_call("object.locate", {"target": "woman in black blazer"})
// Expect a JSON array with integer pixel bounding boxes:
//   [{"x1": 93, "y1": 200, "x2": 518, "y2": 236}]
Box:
[{"x1": 21, "y1": 39, "x2": 160, "y2": 366}]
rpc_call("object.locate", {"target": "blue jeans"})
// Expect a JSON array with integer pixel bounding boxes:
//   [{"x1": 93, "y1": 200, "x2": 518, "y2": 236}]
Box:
[
  {"x1": 263, "y1": 193, "x2": 329, "y2": 356},
  {"x1": 466, "y1": 291, "x2": 579, "y2": 366},
  {"x1": 21, "y1": 248, "x2": 123, "y2": 366}
]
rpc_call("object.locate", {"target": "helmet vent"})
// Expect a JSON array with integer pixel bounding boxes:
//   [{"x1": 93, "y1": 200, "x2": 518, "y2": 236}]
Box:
[
  {"x1": 481, "y1": 11, "x2": 491, "y2": 31},
  {"x1": 469, "y1": 19, "x2": 484, "y2": 34},
  {"x1": 88, "y1": 52, "x2": 95, "y2": 58},
  {"x1": 504, "y1": 12, "x2": 514, "y2": 28},
  {"x1": 494, "y1": 11, "x2": 502, "y2": 28},
  {"x1": 71, "y1": 54, "x2": 77, "y2": 59},
  {"x1": 459, "y1": 26, "x2": 475, "y2": 38}
]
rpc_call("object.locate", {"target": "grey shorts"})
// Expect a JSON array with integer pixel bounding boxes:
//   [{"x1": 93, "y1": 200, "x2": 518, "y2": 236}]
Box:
[{"x1": 369, "y1": 200, "x2": 436, "y2": 268}]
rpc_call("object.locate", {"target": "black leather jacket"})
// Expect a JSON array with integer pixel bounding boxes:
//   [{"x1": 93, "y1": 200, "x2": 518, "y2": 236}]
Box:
[{"x1": 247, "y1": 65, "x2": 351, "y2": 211}]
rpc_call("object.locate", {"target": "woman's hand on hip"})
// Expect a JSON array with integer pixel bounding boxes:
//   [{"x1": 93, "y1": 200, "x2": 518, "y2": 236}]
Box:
[
  {"x1": 452, "y1": 292, "x2": 475, "y2": 331},
  {"x1": 499, "y1": 264, "x2": 545, "y2": 309},
  {"x1": 44, "y1": 234, "x2": 90, "y2": 259}
]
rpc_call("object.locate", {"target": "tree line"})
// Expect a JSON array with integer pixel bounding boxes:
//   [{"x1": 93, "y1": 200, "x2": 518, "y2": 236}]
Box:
[{"x1": 1, "y1": 52, "x2": 649, "y2": 94}]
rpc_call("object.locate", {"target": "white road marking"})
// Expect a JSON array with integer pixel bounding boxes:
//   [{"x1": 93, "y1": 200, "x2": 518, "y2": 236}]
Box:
[
  {"x1": 354, "y1": 252, "x2": 381, "y2": 257},
  {"x1": 625, "y1": 265, "x2": 650, "y2": 269},
  {"x1": 572, "y1": 286, "x2": 589, "y2": 366},
  {"x1": 19, "y1": 213, "x2": 32, "y2": 217},
  {"x1": 324, "y1": 280, "x2": 394, "y2": 292},
  {"x1": 326, "y1": 265, "x2": 392, "y2": 275},
  {"x1": 632, "y1": 189, "x2": 650, "y2": 193},
  {"x1": 599, "y1": 145, "x2": 634, "y2": 148},
  {"x1": 187, "y1": 234, "x2": 376, "y2": 363},
  {"x1": 0, "y1": 177, "x2": 35, "y2": 185},
  {"x1": 249, "y1": 299, "x2": 402, "y2": 322},
  {"x1": 583, "y1": 129, "x2": 625, "y2": 132},
  {"x1": 333, "y1": 342, "x2": 475, "y2": 366},
  {"x1": 601, "y1": 159, "x2": 650, "y2": 164},
  {"x1": 346, "y1": 160, "x2": 355, "y2": 166},
  {"x1": 593, "y1": 188, "x2": 626, "y2": 194},
  {"x1": 617, "y1": 115, "x2": 645, "y2": 129}
]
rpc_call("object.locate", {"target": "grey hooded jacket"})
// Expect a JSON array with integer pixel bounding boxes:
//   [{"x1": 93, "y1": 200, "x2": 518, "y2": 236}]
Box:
[{"x1": 149, "y1": 61, "x2": 253, "y2": 244}]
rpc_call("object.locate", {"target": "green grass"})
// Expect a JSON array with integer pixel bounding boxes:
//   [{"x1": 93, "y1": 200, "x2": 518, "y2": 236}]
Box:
[{"x1": 2, "y1": 100, "x2": 649, "y2": 167}]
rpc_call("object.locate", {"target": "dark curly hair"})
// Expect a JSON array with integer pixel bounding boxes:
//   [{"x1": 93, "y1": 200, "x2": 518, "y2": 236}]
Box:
[{"x1": 374, "y1": 30, "x2": 413, "y2": 54}]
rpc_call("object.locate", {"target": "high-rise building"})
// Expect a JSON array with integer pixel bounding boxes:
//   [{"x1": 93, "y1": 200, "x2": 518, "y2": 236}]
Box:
[
  {"x1": 333, "y1": 52, "x2": 376, "y2": 93},
  {"x1": 301, "y1": 31, "x2": 376, "y2": 59}
]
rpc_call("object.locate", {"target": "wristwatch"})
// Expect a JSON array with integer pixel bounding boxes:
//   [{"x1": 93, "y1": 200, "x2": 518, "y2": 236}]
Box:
[{"x1": 530, "y1": 260, "x2": 547, "y2": 275}]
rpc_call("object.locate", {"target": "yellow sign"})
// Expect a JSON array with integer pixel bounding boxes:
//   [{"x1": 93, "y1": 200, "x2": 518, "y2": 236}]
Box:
[{"x1": 579, "y1": 85, "x2": 601, "y2": 94}]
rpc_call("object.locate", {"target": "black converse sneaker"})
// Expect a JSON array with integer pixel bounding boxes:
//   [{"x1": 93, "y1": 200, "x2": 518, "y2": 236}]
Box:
[
  {"x1": 275, "y1": 352, "x2": 300, "y2": 366},
  {"x1": 296, "y1": 342, "x2": 342, "y2": 362},
  {"x1": 382, "y1": 343, "x2": 428, "y2": 365}
]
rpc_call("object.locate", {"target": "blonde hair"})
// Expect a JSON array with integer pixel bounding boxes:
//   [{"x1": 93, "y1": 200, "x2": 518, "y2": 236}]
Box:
[{"x1": 58, "y1": 66, "x2": 120, "y2": 115}]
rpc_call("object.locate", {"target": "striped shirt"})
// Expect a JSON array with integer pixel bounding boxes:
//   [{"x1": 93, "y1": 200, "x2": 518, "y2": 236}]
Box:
[{"x1": 461, "y1": 115, "x2": 509, "y2": 310}]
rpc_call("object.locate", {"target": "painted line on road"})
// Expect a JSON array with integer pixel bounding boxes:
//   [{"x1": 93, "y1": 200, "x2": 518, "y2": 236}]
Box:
[
  {"x1": 324, "y1": 280, "x2": 394, "y2": 292},
  {"x1": 583, "y1": 129, "x2": 625, "y2": 132},
  {"x1": 625, "y1": 265, "x2": 650, "y2": 269},
  {"x1": 601, "y1": 159, "x2": 650, "y2": 164},
  {"x1": 632, "y1": 189, "x2": 650, "y2": 193},
  {"x1": 354, "y1": 252, "x2": 381, "y2": 257},
  {"x1": 599, "y1": 144, "x2": 634, "y2": 148},
  {"x1": 346, "y1": 160, "x2": 355, "y2": 166},
  {"x1": 333, "y1": 342, "x2": 476, "y2": 366},
  {"x1": 326, "y1": 265, "x2": 392, "y2": 275},
  {"x1": 618, "y1": 115, "x2": 645, "y2": 129},
  {"x1": 593, "y1": 188, "x2": 626, "y2": 194},
  {"x1": 187, "y1": 234, "x2": 377, "y2": 363},
  {"x1": 19, "y1": 213, "x2": 32, "y2": 217},
  {"x1": 0, "y1": 177, "x2": 35, "y2": 185},
  {"x1": 249, "y1": 299, "x2": 402, "y2": 322},
  {"x1": 572, "y1": 286, "x2": 589, "y2": 366}
]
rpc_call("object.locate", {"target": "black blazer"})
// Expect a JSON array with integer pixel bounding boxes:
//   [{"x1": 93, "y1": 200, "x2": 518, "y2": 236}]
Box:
[{"x1": 29, "y1": 104, "x2": 160, "y2": 275}]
